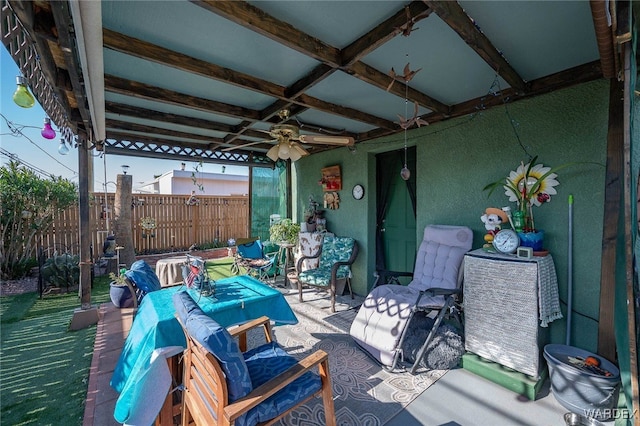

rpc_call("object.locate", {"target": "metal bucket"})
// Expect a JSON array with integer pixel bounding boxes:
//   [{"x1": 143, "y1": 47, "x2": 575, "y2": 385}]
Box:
[{"x1": 544, "y1": 344, "x2": 620, "y2": 421}]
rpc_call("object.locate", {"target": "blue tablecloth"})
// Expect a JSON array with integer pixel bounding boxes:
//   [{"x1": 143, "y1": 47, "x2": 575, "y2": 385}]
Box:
[{"x1": 110, "y1": 275, "x2": 297, "y2": 423}]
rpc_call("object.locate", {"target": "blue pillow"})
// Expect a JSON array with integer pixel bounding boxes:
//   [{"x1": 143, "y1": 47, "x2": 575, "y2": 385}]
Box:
[
  {"x1": 125, "y1": 260, "x2": 161, "y2": 293},
  {"x1": 185, "y1": 309, "x2": 253, "y2": 402},
  {"x1": 172, "y1": 291, "x2": 199, "y2": 325}
]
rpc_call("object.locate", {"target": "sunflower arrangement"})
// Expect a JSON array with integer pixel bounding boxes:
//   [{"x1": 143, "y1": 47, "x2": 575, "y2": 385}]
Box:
[{"x1": 484, "y1": 156, "x2": 560, "y2": 232}]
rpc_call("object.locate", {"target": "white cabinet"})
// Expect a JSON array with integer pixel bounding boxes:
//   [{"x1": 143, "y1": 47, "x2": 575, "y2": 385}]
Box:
[{"x1": 463, "y1": 249, "x2": 561, "y2": 378}]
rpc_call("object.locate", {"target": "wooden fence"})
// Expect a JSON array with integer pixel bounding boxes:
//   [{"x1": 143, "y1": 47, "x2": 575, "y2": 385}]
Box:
[{"x1": 37, "y1": 193, "x2": 249, "y2": 255}]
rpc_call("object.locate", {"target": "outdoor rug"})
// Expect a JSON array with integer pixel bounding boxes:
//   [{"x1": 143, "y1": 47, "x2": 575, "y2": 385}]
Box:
[{"x1": 250, "y1": 288, "x2": 449, "y2": 426}]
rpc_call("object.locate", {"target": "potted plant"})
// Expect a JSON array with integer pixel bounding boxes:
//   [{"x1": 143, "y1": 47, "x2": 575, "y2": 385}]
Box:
[
  {"x1": 269, "y1": 218, "x2": 301, "y2": 246},
  {"x1": 109, "y1": 269, "x2": 133, "y2": 308}
]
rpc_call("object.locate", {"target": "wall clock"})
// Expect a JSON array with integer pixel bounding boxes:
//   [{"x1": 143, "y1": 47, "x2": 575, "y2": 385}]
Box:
[
  {"x1": 492, "y1": 229, "x2": 519, "y2": 254},
  {"x1": 352, "y1": 184, "x2": 365, "y2": 200}
]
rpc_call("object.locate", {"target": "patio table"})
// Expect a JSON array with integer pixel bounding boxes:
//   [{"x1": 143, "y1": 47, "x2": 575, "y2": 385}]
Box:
[{"x1": 110, "y1": 275, "x2": 297, "y2": 424}]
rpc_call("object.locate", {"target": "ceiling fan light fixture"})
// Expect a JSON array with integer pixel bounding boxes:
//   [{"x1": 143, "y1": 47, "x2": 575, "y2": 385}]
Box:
[
  {"x1": 266, "y1": 145, "x2": 280, "y2": 162},
  {"x1": 289, "y1": 146, "x2": 302, "y2": 162},
  {"x1": 278, "y1": 142, "x2": 290, "y2": 159}
]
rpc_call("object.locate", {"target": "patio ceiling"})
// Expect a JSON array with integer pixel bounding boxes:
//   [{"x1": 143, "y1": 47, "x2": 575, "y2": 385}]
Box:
[{"x1": 2, "y1": 1, "x2": 633, "y2": 166}]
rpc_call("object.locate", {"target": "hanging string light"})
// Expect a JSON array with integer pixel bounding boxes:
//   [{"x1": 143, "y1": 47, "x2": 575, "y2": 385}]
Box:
[
  {"x1": 12, "y1": 76, "x2": 35, "y2": 108},
  {"x1": 57, "y1": 139, "x2": 69, "y2": 155},
  {"x1": 41, "y1": 117, "x2": 56, "y2": 139}
]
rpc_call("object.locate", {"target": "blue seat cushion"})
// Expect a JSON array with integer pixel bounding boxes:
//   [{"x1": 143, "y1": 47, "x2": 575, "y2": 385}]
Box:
[
  {"x1": 298, "y1": 266, "x2": 349, "y2": 287},
  {"x1": 240, "y1": 342, "x2": 323, "y2": 426},
  {"x1": 172, "y1": 291, "x2": 199, "y2": 325},
  {"x1": 184, "y1": 309, "x2": 253, "y2": 403}
]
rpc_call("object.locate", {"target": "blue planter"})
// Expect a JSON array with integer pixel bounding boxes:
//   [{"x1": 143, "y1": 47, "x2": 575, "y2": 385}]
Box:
[
  {"x1": 518, "y1": 230, "x2": 544, "y2": 251},
  {"x1": 110, "y1": 282, "x2": 133, "y2": 308}
]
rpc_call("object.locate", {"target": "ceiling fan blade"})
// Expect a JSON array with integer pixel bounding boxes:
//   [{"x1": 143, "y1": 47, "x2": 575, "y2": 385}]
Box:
[
  {"x1": 221, "y1": 140, "x2": 273, "y2": 152},
  {"x1": 298, "y1": 134, "x2": 354, "y2": 146}
]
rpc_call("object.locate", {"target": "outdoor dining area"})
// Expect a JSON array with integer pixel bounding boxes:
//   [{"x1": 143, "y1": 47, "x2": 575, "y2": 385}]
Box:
[
  {"x1": 86, "y1": 246, "x2": 571, "y2": 426},
  {"x1": 1, "y1": 1, "x2": 637, "y2": 425},
  {"x1": 77, "y1": 222, "x2": 595, "y2": 426}
]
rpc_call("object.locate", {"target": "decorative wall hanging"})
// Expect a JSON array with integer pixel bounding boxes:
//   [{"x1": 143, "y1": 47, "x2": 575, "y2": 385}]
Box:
[
  {"x1": 323, "y1": 192, "x2": 340, "y2": 210},
  {"x1": 319, "y1": 166, "x2": 341, "y2": 191},
  {"x1": 140, "y1": 216, "x2": 157, "y2": 238}
]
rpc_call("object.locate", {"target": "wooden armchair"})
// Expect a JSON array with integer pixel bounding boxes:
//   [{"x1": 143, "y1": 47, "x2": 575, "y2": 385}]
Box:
[
  {"x1": 296, "y1": 235, "x2": 359, "y2": 312},
  {"x1": 173, "y1": 292, "x2": 336, "y2": 426}
]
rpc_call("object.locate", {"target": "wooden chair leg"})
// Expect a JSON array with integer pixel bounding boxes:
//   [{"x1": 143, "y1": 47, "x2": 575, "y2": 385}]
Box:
[{"x1": 319, "y1": 358, "x2": 336, "y2": 426}]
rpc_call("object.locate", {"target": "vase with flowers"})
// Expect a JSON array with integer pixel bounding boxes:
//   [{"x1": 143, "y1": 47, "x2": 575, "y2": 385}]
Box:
[{"x1": 484, "y1": 156, "x2": 562, "y2": 251}]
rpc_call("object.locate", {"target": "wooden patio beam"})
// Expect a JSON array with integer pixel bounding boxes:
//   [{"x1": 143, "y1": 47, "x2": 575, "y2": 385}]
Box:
[
  {"x1": 424, "y1": 0, "x2": 528, "y2": 93},
  {"x1": 191, "y1": 0, "x2": 342, "y2": 67}
]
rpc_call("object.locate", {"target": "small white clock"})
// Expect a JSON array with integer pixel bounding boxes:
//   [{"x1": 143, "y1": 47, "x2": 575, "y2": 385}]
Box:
[
  {"x1": 352, "y1": 184, "x2": 365, "y2": 200},
  {"x1": 492, "y1": 229, "x2": 520, "y2": 254}
]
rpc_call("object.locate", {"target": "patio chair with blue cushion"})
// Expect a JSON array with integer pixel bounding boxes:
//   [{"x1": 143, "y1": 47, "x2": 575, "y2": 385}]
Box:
[
  {"x1": 231, "y1": 237, "x2": 278, "y2": 283},
  {"x1": 295, "y1": 235, "x2": 359, "y2": 313},
  {"x1": 173, "y1": 291, "x2": 336, "y2": 426}
]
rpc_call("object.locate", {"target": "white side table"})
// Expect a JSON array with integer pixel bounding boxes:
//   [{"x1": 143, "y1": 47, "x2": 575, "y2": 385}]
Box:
[{"x1": 155, "y1": 256, "x2": 187, "y2": 287}]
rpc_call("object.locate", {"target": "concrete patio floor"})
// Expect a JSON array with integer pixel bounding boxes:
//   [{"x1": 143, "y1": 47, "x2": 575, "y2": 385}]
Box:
[{"x1": 83, "y1": 284, "x2": 572, "y2": 426}]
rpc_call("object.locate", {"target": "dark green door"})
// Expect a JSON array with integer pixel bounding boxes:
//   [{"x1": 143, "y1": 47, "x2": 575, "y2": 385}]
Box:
[{"x1": 380, "y1": 149, "x2": 416, "y2": 279}]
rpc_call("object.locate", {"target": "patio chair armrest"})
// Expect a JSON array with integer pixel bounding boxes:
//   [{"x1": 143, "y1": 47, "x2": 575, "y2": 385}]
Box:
[
  {"x1": 228, "y1": 315, "x2": 273, "y2": 350},
  {"x1": 224, "y1": 350, "x2": 330, "y2": 423},
  {"x1": 420, "y1": 287, "x2": 461, "y2": 297},
  {"x1": 123, "y1": 277, "x2": 139, "y2": 309},
  {"x1": 296, "y1": 248, "x2": 322, "y2": 273},
  {"x1": 373, "y1": 270, "x2": 413, "y2": 287}
]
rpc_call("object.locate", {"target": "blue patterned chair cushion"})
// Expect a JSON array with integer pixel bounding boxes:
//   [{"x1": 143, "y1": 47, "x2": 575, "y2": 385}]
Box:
[
  {"x1": 298, "y1": 236, "x2": 354, "y2": 287},
  {"x1": 184, "y1": 309, "x2": 253, "y2": 404},
  {"x1": 240, "y1": 342, "x2": 322, "y2": 426}
]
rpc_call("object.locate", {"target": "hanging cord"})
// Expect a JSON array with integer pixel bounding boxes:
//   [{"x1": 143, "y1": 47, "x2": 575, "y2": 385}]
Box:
[
  {"x1": 404, "y1": 80, "x2": 408, "y2": 168},
  {"x1": 490, "y1": 75, "x2": 533, "y2": 160}
]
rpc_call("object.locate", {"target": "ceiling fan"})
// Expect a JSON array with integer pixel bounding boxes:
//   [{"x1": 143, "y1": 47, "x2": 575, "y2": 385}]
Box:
[{"x1": 222, "y1": 110, "x2": 355, "y2": 162}]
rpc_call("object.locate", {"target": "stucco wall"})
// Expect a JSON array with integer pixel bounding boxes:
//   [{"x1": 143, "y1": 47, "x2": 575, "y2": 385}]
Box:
[{"x1": 295, "y1": 79, "x2": 610, "y2": 351}]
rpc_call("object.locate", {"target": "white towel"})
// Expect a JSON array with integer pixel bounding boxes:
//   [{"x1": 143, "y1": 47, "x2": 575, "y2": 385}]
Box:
[{"x1": 537, "y1": 256, "x2": 563, "y2": 327}]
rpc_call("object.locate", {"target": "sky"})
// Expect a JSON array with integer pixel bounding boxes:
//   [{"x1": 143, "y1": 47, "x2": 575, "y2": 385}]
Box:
[{"x1": 1, "y1": 47, "x2": 247, "y2": 193}]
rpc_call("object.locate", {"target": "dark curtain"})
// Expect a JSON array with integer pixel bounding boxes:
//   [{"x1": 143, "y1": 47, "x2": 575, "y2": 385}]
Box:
[{"x1": 375, "y1": 147, "x2": 417, "y2": 271}]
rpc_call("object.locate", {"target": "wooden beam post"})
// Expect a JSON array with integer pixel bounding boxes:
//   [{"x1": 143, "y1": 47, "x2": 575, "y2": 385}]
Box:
[{"x1": 598, "y1": 78, "x2": 624, "y2": 361}]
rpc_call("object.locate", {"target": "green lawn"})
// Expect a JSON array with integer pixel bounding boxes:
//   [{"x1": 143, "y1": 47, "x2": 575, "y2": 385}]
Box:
[
  {"x1": 0, "y1": 277, "x2": 111, "y2": 426},
  {"x1": 0, "y1": 257, "x2": 237, "y2": 425}
]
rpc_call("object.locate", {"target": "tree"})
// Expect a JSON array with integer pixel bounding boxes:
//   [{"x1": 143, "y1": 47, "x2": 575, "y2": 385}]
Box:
[{"x1": 0, "y1": 161, "x2": 78, "y2": 279}]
